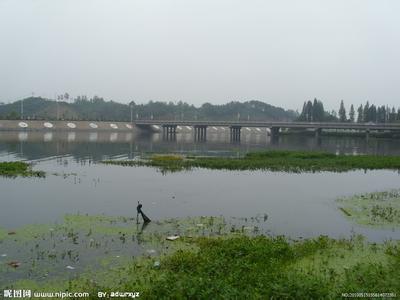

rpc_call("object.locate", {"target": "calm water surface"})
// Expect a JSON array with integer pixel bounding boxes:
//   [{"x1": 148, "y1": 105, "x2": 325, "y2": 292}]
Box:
[{"x1": 1, "y1": 130, "x2": 400, "y2": 241}]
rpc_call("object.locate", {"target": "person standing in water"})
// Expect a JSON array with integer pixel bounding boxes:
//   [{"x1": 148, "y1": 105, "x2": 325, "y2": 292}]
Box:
[{"x1": 137, "y1": 201, "x2": 151, "y2": 223}]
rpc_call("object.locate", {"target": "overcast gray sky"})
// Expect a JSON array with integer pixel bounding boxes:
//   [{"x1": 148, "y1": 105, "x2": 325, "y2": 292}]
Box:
[{"x1": 0, "y1": 0, "x2": 399, "y2": 111}]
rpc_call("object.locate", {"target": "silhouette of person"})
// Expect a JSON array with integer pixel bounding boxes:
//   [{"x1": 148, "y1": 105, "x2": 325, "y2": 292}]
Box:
[{"x1": 136, "y1": 201, "x2": 151, "y2": 223}]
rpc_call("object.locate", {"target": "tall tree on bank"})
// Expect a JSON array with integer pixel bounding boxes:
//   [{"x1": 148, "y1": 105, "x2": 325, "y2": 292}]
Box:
[
  {"x1": 305, "y1": 100, "x2": 313, "y2": 122},
  {"x1": 298, "y1": 100, "x2": 400, "y2": 124},
  {"x1": 349, "y1": 104, "x2": 355, "y2": 122},
  {"x1": 298, "y1": 98, "x2": 329, "y2": 122},
  {"x1": 299, "y1": 102, "x2": 307, "y2": 121},
  {"x1": 357, "y1": 105, "x2": 363, "y2": 123},
  {"x1": 389, "y1": 107, "x2": 397, "y2": 123},
  {"x1": 363, "y1": 101, "x2": 370, "y2": 123},
  {"x1": 339, "y1": 100, "x2": 347, "y2": 122}
]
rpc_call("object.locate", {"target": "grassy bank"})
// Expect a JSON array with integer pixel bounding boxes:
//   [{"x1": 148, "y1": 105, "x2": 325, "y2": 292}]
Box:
[
  {"x1": 6, "y1": 234, "x2": 400, "y2": 299},
  {"x1": 1, "y1": 214, "x2": 399, "y2": 299},
  {"x1": 125, "y1": 235, "x2": 399, "y2": 299},
  {"x1": 102, "y1": 150, "x2": 400, "y2": 173},
  {"x1": 0, "y1": 161, "x2": 45, "y2": 177}
]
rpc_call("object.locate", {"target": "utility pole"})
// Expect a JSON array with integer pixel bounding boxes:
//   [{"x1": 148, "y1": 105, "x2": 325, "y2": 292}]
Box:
[
  {"x1": 57, "y1": 95, "x2": 60, "y2": 120},
  {"x1": 130, "y1": 103, "x2": 133, "y2": 123}
]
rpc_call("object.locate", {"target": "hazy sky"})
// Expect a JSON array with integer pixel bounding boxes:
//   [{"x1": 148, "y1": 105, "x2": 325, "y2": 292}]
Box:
[{"x1": 0, "y1": 0, "x2": 399, "y2": 111}]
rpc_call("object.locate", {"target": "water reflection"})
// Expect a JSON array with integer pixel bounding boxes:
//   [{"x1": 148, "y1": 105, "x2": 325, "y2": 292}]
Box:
[
  {"x1": 1, "y1": 130, "x2": 400, "y2": 162},
  {"x1": 67, "y1": 132, "x2": 76, "y2": 142},
  {"x1": 17, "y1": 132, "x2": 28, "y2": 142},
  {"x1": 43, "y1": 132, "x2": 53, "y2": 142},
  {"x1": 110, "y1": 132, "x2": 118, "y2": 142},
  {"x1": 89, "y1": 132, "x2": 98, "y2": 142}
]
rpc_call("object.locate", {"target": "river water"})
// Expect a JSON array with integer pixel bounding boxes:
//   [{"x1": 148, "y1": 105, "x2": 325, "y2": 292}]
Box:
[{"x1": 1, "y1": 130, "x2": 400, "y2": 241}]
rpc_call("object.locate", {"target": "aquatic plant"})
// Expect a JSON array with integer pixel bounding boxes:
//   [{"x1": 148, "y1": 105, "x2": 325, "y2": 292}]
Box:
[
  {"x1": 0, "y1": 162, "x2": 45, "y2": 178},
  {"x1": 102, "y1": 150, "x2": 400, "y2": 173},
  {"x1": 141, "y1": 236, "x2": 398, "y2": 299},
  {"x1": 0, "y1": 214, "x2": 234, "y2": 289},
  {"x1": 337, "y1": 189, "x2": 400, "y2": 228},
  {"x1": 2, "y1": 214, "x2": 399, "y2": 299},
  {"x1": 82, "y1": 235, "x2": 399, "y2": 299}
]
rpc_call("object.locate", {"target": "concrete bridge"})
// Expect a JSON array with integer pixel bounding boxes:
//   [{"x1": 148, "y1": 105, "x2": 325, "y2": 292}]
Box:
[
  {"x1": 2, "y1": 119, "x2": 400, "y2": 142},
  {"x1": 135, "y1": 120, "x2": 400, "y2": 141}
]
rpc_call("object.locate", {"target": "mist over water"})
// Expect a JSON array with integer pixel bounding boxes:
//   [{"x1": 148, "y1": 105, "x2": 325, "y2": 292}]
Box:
[{"x1": 2, "y1": 130, "x2": 400, "y2": 161}]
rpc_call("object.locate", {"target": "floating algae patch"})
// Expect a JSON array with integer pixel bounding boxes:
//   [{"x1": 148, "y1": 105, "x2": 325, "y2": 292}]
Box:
[
  {"x1": 2, "y1": 223, "x2": 59, "y2": 241},
  {"x1": 0, "y1": 214, "x2": 245, "y2": 289},
  {"x1": 291, "y1": 236, "x2": 391, "y2": 277},
  {"x1": 337, "y1": 189, "x2": 400, "y2": 228}
]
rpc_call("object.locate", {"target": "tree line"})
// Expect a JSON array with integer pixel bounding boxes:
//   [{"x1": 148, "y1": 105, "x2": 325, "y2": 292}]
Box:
[
  {"x1": 298, "y1": 99, "x2": 400, "y2": 123},
  {"x1": 0, "y1": 96, "x2": 297, "y2": 122}
]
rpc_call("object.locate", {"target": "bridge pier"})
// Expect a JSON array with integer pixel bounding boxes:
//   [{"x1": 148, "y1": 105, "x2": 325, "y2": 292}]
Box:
[
  {"x1": 315, "y1": 128, "x2": 322, "y2": 139},
  {"x1": 270, "y1": 127, "x2": 280, "y2": 138},
  {"x1": 230, "y1": 126, "x2": 241, "y2": 142},
  {"x1": 194, "y1": 125, "x2": 207, "y2": 142},
  {"x1": 162, "y1": 125, "x2": 177, "y2": 141}
]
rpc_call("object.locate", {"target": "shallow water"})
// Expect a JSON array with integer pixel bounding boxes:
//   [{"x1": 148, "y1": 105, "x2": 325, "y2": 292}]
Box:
[{"x1": 1, "y1": 130, "x2": 400, "y2": 241}]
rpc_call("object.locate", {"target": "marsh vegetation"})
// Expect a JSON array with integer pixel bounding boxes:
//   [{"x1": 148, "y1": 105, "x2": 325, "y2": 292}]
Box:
[
  {"x1": 337, "y1": 189, "x2": 400, "y2": 228},
  {"x1": 1, "y1": 214, "x2": 399, "y2": 299},
  {"x1": 2, "y1": 146, "x2": 400, "y2": 298},
  {"x1": 103, "y1": 150, "x2": 400, "y2": 173},
  {"x1": 0, "y1": 162, "x2": 45, "y2": 178}
]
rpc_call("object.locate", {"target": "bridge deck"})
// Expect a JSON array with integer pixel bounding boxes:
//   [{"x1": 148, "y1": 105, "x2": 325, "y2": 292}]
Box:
[{"x1": 134, "y1": 120, "x2": 400, "y2": 131}]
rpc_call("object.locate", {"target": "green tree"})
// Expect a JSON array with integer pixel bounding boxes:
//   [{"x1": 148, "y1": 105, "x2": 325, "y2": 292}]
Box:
[
  {"x1": 369, "y1": 105, "x2": 377, "y2": 123},
  {"x1": 377, "y1": 106, "x2": 386, "y2": 123},
  {"x1": 389, "y1": 107, "x2": 396, "y2": 123},
  {"x1": 363, "y1": 101, "x2": 370, "y2": 122},
  {"x1": 305, "y1": 101, "x2": 313, "y2": 122},
  {"x1": 312, "y1": 99, "x2": 325, "y2": 122},
  {"x1": 298, "y1": 102, "x2": 307, "y2": 121},
  {"x1": 349, "y1": 104, "x2": 355, "y2": 122},
  {"x1": 7, "y1": 111, "x2": 18, "y2": 119},
  {"x1": 338, "y1": 100, "x2": 347, "y2": 122},
  {"x1": 357, "y1": 104, "x2": 363, "y2": 123}
]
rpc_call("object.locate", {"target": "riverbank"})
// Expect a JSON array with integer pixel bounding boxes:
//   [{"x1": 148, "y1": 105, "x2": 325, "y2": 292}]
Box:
[
  {"x1": 1, "y1": 214, "x2": 398, "y2": 299},
  {"x1": 102, "y1": 150, "x2": 400, "y2": 172},
  {"x1": 0, "y1": 162, "x2": 45, "y2": 177},
  {"x1": 112, "y1": 235, "x2": 399, "y2": 299}
]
